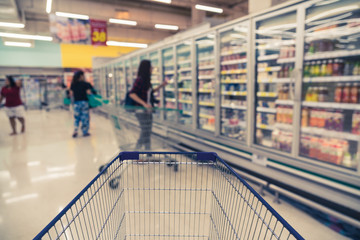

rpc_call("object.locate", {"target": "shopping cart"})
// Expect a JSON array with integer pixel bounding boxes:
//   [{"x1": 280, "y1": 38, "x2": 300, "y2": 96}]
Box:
[
  {"x1": 34, "y1": 152, "x2": 304, "y2": 240},
  {"x1": 44, "y1": 88, "x2": 66, "y2": 111},
  {"x1": 98, "y1": 105, "x2": 180, "y2": 173}
]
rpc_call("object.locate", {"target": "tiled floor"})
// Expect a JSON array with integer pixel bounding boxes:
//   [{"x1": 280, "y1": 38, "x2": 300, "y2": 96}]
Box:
[{"x1": 0, "y1": 109, "x2": 349, "y2": 239}]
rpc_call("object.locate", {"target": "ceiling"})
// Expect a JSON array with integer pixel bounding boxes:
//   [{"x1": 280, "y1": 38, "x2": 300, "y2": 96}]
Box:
[{"x1": 0, "y1": 0, "x2": 249, "y2": 44}]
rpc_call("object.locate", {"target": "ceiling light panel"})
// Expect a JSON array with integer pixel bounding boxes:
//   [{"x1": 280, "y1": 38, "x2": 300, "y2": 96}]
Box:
[
  {"x1": 155, "y1": 24, "x2": 179, "y2": 30},
  {"x1": 0, "y1": 32, "x2": 52, "y2": 41},
  {"x1": 153, "y1": 0, "x2": 171, "y2": 4},
  {"x1": 46, "y1": 0, "x2": 52, "y2": 13},
  {"x1": 55, "y1": 12, "x2": 89, "y2": 20},
  {"x1": 0, "y1": 22, "x2": 25, "y2": 28},
  {"x1": 107, "y1": 41, "x2": 148, "y2": 48},
  {"x1": 109, "y1": 18, "x2": 137, "y2": 26},
  {"x1": 195, "y1": 4, "x2": 223, "y2": 13},
  {"x1": 4, "y1": 41, "x2": 32, "y2": 47}
]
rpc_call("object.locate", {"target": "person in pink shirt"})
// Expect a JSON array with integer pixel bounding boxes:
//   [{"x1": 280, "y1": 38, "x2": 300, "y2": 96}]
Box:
[{"x1": 0, "y1": 76, "x2": 25, "y2": 135}]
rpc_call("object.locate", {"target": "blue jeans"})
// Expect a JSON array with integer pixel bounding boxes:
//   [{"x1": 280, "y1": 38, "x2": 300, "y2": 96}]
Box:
[{"x1": 73, "y1": 101, "x2": 89, "y2": 134}]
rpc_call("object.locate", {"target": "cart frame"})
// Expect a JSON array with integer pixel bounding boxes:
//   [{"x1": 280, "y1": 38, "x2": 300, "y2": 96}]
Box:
[{"x1": 34, "y1": 152, "x2": 304, "y2": 240}]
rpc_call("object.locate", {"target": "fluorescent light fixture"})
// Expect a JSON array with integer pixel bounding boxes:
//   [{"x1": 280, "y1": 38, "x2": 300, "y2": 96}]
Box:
[
  {"x1": 107, "y1": 41, "x2": 148, "y2": 48},
  {"x1": 109, "y1": 18, "x2": 137, "y2": 26},
  {"x1": 195, "y1": 4, "x2": 223, "y2": 14},
  {"x1": 0, "y1": 22, "x2": 25, "y2": 28},
  {"x1": 155, "y1": 24, "x2": 179, "y2": 30},
  {"x1": 0, "y1": 32, "x2": 52, "y2": 41},
  {"x1": 46, "y1": 0, "x2": 52, "y2": 13},
  {"x1": 55, "y1": 12, "x2": 89, "y2": 20},
  {"x1": 4, "y1": 41, "x2": 32, "y2": 47},
  {"x1": 153, "y1": 0, "x2": 171, "y2": 3},
  {"x1": 306, "y1": 5, "x2": 359, "y2": 23}
]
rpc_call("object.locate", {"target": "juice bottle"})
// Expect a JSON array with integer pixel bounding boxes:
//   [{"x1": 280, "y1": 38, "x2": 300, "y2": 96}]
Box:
[
  {"x1": 302, "y1": 108, "x2": 309, "y2": 127},
  {"x1": 312, "y1": 87, "x2": 319, "y2": 102},
  {"x1": 318, "y1": 87, "x2": 325, "y2": 102},
  {"x1": 326, "y1": 60, "x2": 333, "y2": 76},
  {"x1": 314, "y1": 61, "x2": 321, "y2": 76},
  {"x1": 304, "y1": 62, "x2": 310, "y2": 77},
  {"x1": 334, "y1": 83, "x2": 343, "y2": 103},
  {"x1": 351, "y1": 83, "x2": 359, "y2": 104},
  {"x1": 320, "y1": 61, "x2": 327, "y2": 76},
  {"x1": 353, "y1": 62, "x2": 360, "y2": 76},
  {"x1": 305, "y1": 87, "x2": 313, "y2": 102},
  {"x1": 342, "y1": 83, "x2": 351, "y2": 103},
  {"x1": 333, "y1": 59, "x2": 340, "y2": 76},
  {"x1": 310, "y1": 61, "x2": 316, "y2": 77}
]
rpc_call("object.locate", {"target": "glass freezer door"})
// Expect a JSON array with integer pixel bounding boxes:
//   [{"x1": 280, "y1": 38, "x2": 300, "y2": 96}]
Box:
[
  {"x1": 255, "y1": 11, "x2": 297, "y2": 153},
  {"x1": 150, "y1": 51, "x2": 161, "y2": 107},
  {"x1": 300, "y1": 0, "x2": 360, "y2": 170},
  {"x1": 162, "y1": 47, "x2": 176, "y2": 121},
  {"x1": 115, "y1": 62, "x2": 125, "y2": 106},
  {"x1": 106, "y1": 66, "x2": 115, "y2": 104},
  {"x1": 196, "y1": 34, "x2": 216, "y2": 132},
  {"x1": 176, "y1": 42, "x2": 192, "y2": 125},
  {"x1": 125, "y1": 60, "x2": 131, "y2": 91},
  {"x1": 131, "y1": 56, "x2": 138, "y2": 83},
  {"x1": 220, "y1": 23, "x2": 249, "y2": 141}
]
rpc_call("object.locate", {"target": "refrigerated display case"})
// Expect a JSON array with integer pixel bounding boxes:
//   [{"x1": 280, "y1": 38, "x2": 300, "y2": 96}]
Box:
[
  {"x1": 176, "y1": 42, "x2": 193, "y2": 125},
  {"x1": 299, "y1": 0, "x2": 360, "y2": 170},
  {"x1": 125, "y1": 60, "x2": 132, "y2": 91},
  {"x1": 114, "y1": 62, "x2": 125, "y2": 106},
  {"x1": 93, "y1": 69, "x2": 101, "y2": 94},
  {"x1": 150, "y1": 51, "x2": 161, "y2": 105},
  {"x1": 131, "y1": 56, "x2": 139, "y2": 83},
  {"x1": 162, "y1": 47, "x2": 176, "y2": 121},
  {"x1": 140, "y1": 54, "x2": 148, "y2": 62},
  {"x1": 196, "y1": 34, "x2": 216, "y2": 132},
  {"x1": 220, "y1": 22, "x2": 249, "y2": 141},
  {"x1": 106, "y1": 66, "x2": 115, "y2": 104},
  {"x1": 254, "y1": 11, "x2": 298, "y2": 153}
]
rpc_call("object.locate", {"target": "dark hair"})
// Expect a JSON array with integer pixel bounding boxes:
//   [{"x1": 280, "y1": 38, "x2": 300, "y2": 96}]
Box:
[
  {"x1": 71, "y1": 70, "x2": 84, "y2": 86},
  {"x1": 6, "y1": 75, "x2": 16, "y2": 88},
  {"x1": 137, "y1": 60, "x2": 151, "y2": 90}
]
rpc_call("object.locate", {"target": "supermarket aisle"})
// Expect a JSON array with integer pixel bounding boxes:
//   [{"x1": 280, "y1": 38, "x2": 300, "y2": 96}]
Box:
[
  {"x1": 0, "y1": 110, "x2": 350, "y2": 239},
  {"x1": 0, "y1": 109, "x2": 119, "y2": 239}
]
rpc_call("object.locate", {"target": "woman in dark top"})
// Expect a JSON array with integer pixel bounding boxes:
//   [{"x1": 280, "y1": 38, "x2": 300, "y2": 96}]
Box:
[
  {"x1": 70, "y1": 71, "x2": 92, "y2": 138},
  {"x1": 129, "y1": 60, "x2": 167, "y2": 150},
  {"x1": 0, "y1": 76, "x2": 25, "y2": 135}
]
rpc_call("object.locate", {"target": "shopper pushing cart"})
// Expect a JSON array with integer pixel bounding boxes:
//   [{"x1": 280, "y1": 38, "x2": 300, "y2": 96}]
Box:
[{"x1": 127, "y1": 59, "x2": 168, "y2": 150}]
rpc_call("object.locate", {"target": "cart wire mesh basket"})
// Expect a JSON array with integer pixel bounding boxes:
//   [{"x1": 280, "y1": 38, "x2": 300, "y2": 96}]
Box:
[
  {"x1": 104, "y1": 105, "x2": 180, "y2": 151},
  {"x1": 34, "y1": 152, "x2": 304, "y2": 240}
]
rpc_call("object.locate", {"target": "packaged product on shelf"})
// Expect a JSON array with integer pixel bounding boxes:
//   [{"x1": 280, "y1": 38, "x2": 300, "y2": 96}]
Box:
[{"x1": 352, "y1": 111, "x2": 360, "y2": 135}]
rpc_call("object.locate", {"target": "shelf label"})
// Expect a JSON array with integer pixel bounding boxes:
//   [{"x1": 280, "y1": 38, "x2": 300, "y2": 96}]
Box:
[{"x1": 252, "y1": 154, "x2": 268, "y2": 166}]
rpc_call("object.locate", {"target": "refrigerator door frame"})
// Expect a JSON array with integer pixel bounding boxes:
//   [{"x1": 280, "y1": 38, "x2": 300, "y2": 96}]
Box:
[{"x1": 252, "y1": 5, "x2": 301, "y2": 158}]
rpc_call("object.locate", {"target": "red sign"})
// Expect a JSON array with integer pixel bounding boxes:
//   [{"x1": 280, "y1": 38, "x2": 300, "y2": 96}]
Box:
[{"x1": 90, "y1": 19, "x2": 107, "y2": 46}]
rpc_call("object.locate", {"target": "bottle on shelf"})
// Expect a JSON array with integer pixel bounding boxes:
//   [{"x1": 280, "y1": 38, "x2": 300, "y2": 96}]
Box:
[
  {"x1": 301, "y1": 108, "x2": 309, "y2": 127},
  {"x1": 350, "y1": 83, "x2": 359, "y2": 104},
  {"x1": 334, "y1": 84, "x2": 343, "y2": 103},
  {"x1": 326, "y1": 60, "x2": 333, "y2": 76},
  {"x1": 320, "y1": 61, "x2": 327, "y2": 76},
  {"x1": 342, "y1": 83, "x2": 351, "y2": 103}
]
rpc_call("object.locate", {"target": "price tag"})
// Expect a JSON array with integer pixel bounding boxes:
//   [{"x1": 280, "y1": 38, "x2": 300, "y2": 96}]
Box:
[
  {"x1": 252, "y1": 154, "x2": 268, "y2": 166},
  {"x1": 90, "y1": 19, "x2": 107, "y2": 46}
]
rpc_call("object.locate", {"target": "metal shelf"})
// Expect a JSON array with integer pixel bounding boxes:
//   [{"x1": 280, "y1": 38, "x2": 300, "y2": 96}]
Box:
[
  {"x1": 303, "y1": 76, "x2": 360, "y2": 83},
  {"x1": 257, "y1": 107, "x2": 277, "y2": 114},
  {"x1": 221, "y1": 59, "x2": 247, "y2": 65},
  {"x1": 302, "y1": 127, "x2": 360, "y2": 142},
  {"x1": 222, "y1": 91, "x2": 247, "y2": 96},
  {"x1": 304, "y1": 49, "x2": 360, "y2": 61},
  {"x1": 302, "y1": 101, "x2": 360, "y2": 110}
]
